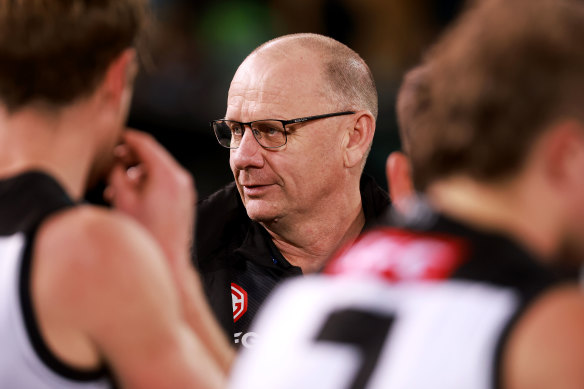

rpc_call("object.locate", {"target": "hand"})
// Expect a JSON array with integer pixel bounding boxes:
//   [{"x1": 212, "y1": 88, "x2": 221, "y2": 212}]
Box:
[
  {"x1": 105, "y1": 131, "x2": 235, "y2": 371},
  {"x1": 105, "y1": 130, "x2": 196, "y2": 268}
]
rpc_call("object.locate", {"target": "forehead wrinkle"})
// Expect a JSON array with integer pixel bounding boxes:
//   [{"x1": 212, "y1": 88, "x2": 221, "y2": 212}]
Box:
[
  {"x1": 227, "y1": 52, "x2": 334, "y2": 121},
  {"x1": 227, "y1": 86, "x2": 290, "y2": 121}
]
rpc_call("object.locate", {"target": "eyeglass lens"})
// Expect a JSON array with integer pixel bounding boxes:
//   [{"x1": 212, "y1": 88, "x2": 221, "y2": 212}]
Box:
[{"x1": 214, "y1": 120, "x2": 287, "y2": 148}]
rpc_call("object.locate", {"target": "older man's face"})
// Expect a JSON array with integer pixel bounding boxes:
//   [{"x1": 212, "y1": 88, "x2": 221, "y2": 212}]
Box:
[{"x1": 226, "y1": 51, "x2": 351, "y2": 224}]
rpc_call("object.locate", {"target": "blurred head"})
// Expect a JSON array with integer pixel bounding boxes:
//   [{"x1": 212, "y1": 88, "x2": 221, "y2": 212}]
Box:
[
  {"x1": 225, "y1": 33, "x2": 377, "y2": 223},
  {"x1": 416, "y1": 0, "x2": 584, "y2": 260},
  {"x1": 384, "y1": 66, "x2": 433, "y2": 214},
  {"x1": 414, "y1": 0, "x2": 584, "y2": 187},
  {"x1": 0, "y1": 0, "x2": 149, "y2": 180}
]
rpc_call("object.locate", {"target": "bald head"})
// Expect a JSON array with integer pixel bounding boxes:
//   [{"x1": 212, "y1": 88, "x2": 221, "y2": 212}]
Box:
[
  {"x1": 225, "y1": 33, "x2": 378, "y2": 225},
  {"x1": 249, "y1": 33, "x2": 378, "y2": 119}
]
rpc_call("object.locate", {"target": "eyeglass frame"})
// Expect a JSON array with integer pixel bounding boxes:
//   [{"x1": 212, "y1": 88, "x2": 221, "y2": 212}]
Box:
[{"x1": 210, "y1": 110, "x2": 356, "y2": 149}]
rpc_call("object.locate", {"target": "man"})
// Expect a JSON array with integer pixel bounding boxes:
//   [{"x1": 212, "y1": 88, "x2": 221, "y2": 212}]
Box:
[
  {"x1": 196, "y1": 33, "x2": 389, "y2": 346},
  {"x1": 229, "y1": 0, "x2": 584, "y2": 387},
  {"x1": 0, "y1": 1, "x2": 231, "y2": 387}
]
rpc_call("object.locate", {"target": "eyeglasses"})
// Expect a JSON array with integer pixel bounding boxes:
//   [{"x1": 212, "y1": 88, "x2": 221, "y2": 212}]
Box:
[{"x1": 210, "y1": 111, "x2": 355, "y2": 149}]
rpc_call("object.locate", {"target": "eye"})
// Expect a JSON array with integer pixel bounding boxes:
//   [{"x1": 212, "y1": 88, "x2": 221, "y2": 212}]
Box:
[
  {"x1": 228, "y1": 122, "x2": 243, "y2": 136},
  {"x1": 255, "y1": 121, "x2": 284, "y2": 137}
]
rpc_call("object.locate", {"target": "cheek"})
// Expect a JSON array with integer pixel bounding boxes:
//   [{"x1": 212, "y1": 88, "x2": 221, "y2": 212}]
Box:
[
  {"x1": 269, "y1": 131, "x2": 345, "y2": 188},
  {"x1": 280, "y1": 149, "x2": 342, "y2": 193},
  {"x1": 97, "y1": 128, "x2": 122, "y2": 160},
  {"x1": 310, "y1": 140, "x2": 345, "y2": 171}
]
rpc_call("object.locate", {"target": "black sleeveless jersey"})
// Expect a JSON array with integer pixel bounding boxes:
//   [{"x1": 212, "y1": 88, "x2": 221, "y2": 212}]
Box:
[
  {"x1": 229, "y1": 204, "x2": 558, "y2": 389},
  {"x1": 0, "y1": 171, "x2": 112, "y2": 388}
]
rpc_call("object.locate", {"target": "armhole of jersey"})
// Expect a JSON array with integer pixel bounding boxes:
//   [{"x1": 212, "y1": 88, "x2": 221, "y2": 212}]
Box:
[
  {"x1": 18, "y1": 225, "x2": 112, "y2": 383},
  {"x1": 492, "y1": 295, "x2": 540, "y2": 389}
]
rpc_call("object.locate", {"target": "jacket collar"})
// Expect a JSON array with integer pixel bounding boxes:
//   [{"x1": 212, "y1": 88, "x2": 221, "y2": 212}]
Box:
[{"x1": 233, "y1": 174, "x2": 390, "y2": 272}]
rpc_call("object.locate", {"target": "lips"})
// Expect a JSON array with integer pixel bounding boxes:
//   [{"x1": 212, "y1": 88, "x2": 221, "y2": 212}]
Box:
[
  {"x1": 241, "y1": 183, "x2": 269, "y2": 188},
  {"x1": 239, "y1": 179, "x2": 273, "y2": 187},
  {"x1": 241, "y1": 183, "x2": 273, "y2": 197}
]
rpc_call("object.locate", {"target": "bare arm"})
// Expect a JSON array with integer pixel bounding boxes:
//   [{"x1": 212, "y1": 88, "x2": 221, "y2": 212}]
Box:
[
  {"x1": 106, "y1": 130, "x2": 235, "y2": 372},
  {"x1": 33, "y1": 207, "x2": 226, "y2": 389},
  {"x1": 503, "y1": 285, "x2": 584, "y2": 389}
]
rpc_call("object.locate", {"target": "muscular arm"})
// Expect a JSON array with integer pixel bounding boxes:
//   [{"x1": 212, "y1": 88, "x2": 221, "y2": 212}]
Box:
[
  {"x1": 171, "y1": 263, "x2": 236, "y2": 372},
  {"x1": 107, "y1": 130, "x2": 235, "y2": 372},
  {"x1": 33, "y1": 206, "x2": 226, "y2": 389},
  {"x1": 504, "y1": 286, "x2": 584, "y2": 389}
]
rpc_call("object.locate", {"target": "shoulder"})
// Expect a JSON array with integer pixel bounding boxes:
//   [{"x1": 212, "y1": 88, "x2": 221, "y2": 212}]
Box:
[
  {"x1": 34, "y1": 205, "x2": 169, "y2": 296},
  {"x1": 195, "y1": 182, "x2": 250, "y2": 266},
  {"x1": 37, "y1": 204, "x2": 161, "y2": 263},
  {"x1": 504, "y1": 285, "x2": 584, "y2": 389},
  {"x1": 29, "y1": 204, "x2": 177, "y2": 363}
]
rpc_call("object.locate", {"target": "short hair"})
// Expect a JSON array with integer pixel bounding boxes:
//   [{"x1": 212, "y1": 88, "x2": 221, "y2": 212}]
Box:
[
  {"x1": 252, "y1": 33, "x2": 378, "y2": 119},
  {"x1": 410, "y1": 0, "x2": 584, "y2": 186},
  {"x1": 0, "y1": 0, "x2": 149, "y2": 112},
  {"x1": 396, "y1": 66, "x2": 430, "y2": 156},
  {"x1": 396, "y1": 65, "x2": 432, "y2": 190}
]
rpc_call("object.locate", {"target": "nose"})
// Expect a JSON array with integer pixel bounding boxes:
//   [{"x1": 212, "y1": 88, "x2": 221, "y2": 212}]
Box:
[{"x1": 230, "y1": 126, "x2": 264, "y2": 170}]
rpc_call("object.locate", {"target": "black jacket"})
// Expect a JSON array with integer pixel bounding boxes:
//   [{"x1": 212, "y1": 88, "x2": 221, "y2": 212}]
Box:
[{"x1": 193, "y1": 175, "x2": 390, "y2": 346}]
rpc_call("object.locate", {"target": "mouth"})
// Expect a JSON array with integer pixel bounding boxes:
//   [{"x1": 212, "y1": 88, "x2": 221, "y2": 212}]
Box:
[{"x1": 241, "y1": 183, "x2": 273, "y2": 197}]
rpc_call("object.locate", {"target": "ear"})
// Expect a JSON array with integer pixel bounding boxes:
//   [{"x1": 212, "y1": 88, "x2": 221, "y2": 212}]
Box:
[
  {"x1": 343, "y1": 111, "x2": 376, "y2": 168},
  {"x1": 542, "y1": 120, "x2": 584, "y2": 190},
  {"x1": 386, "y1": 151, "x2": 415, "y2": 213},
  {"x1": 98, "y1": 48, "x2": 138, "y2": 113}
]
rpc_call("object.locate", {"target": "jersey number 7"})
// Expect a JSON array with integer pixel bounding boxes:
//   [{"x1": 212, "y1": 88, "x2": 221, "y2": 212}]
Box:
[{"x1": 314, "y1": 308, "x2": 395, "y2": 389}]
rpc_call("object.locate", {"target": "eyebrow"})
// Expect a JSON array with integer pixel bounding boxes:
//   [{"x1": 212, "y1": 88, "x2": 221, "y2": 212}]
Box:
[{"x1": 223, "y1": 114, "x2": 289, "y2": 121}]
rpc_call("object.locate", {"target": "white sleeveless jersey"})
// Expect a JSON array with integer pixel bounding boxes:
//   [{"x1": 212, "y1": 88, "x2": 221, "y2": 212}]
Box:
[
  {"x1": 0, "y1": 172, "x2": 112, "y2": 389},
  {"x1": 230, "y1": 277, "x2": 517, "y2": 389},
  {"x1": 229, "y1": 214, "x2": 556, "y2": 389}
]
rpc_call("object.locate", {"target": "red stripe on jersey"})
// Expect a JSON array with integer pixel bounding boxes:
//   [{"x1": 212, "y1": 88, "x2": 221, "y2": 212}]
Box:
[{"x1": 325, "y1": 228, "x2": 468, "y2": 282}]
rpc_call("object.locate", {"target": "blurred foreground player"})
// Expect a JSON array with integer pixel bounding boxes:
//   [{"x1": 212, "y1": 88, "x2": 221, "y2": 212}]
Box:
[
  {"x1": 229, "y1": 0, "x2": 584, "y2": 388},
  {"x1": 0, "y1": 1, "x2": 231, "y2": 388}
]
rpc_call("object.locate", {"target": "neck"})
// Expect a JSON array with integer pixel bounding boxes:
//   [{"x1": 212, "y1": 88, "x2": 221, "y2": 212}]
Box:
[
  {"x1": 0, "y1": 105, "x2": 97, "y2": 200},
  {"x1": 427, "y1": 175, "x2": 561, "y2": 260},
  {"x1": 262, "y1": 182, "x2": 365, "y2": 273}
]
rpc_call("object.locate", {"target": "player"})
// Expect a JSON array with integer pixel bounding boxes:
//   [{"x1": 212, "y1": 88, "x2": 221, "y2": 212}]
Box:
[
  {"x1": 0, "y1": 1, "x2": 231, "y2": 387},
  {"x1": 228, "y1": 0, "x2": 584, "y2": 388}
]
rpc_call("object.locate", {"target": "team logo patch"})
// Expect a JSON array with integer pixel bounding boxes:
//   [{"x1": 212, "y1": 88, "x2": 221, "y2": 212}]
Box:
[
  {"x1": 326, "y1": 227, "x2": 467, "y2": 282},
  {"x1": 231, "y1": 283, "x2": 248, "y2": 323}
]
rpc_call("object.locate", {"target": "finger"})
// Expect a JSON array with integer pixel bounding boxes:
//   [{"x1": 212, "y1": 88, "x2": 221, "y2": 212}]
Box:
[
  {"x1": 114, "y1": 144, "x2": 139, "y2": 168},
  {"x1": 121, "y1": 130, "x2": 181, "y2": 174},
  {"x1": 107, "y1": 163, "x2": 137, "y2": 208},
  {"x1": 126, "y1": 165, "x2": 146, "y2": 186}
]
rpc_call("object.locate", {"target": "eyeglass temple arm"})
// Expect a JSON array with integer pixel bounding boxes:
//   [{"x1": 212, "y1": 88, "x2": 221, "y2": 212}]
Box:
[
  {"x1": 212, "y1": 111, "x2": 356, "y2": 127},
  {"x1": 283, "y1": 111, "x2": 356, "y2": 125}
]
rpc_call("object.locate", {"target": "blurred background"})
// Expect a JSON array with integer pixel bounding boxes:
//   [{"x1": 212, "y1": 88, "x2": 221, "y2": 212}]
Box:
[{"x1": 126, "y1": 0, "x2": 466, "y2": 199}]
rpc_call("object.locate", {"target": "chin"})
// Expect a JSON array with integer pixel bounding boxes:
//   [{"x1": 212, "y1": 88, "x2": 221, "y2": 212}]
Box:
[{"x1": 244, "y1": 200, "x2": 282, "y2": 223}]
